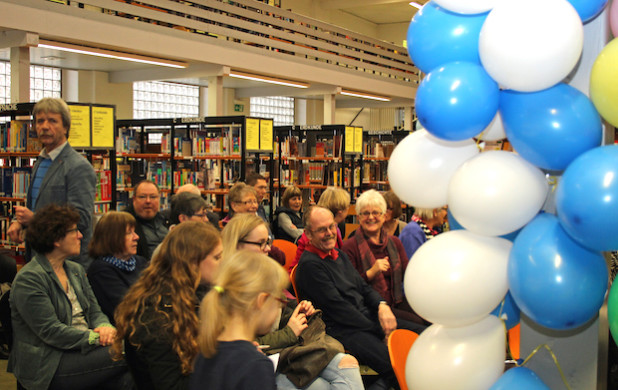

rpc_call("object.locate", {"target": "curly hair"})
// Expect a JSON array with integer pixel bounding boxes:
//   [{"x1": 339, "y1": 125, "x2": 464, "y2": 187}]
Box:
[
  {"x1": 112, "y1": 221, "x2": 221, "y2": 374},
  {"x1": 25, "y1": 204, "x2": 80, "y2": 254},
  {"x1": 88, "y1": 211, "x2": 136, "y2": 258}
]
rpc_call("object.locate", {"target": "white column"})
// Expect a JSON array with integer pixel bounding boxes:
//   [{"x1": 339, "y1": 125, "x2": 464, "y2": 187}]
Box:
[
  {"x1": 10, "y1": 46, "x2": 29, "y2": 103},
  {"x1": 207, "y1": 76, "x2": 223, "y2": 116},
  {"x1": 323, "y1": 93, "x2": 336, "y2": 124}
]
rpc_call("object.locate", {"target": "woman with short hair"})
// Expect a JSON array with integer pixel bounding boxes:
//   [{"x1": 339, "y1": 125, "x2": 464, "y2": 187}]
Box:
[
  {"x1": 381, "y1": 191, "x2": 407, "y2": 237},
  {"x1": 273, "y1": 185, "x2": 304, "y2": 243}
]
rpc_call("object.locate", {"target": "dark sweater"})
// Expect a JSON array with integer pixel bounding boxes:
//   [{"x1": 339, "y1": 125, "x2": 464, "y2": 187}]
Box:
[
  {"x1": 190, "y1": 340, "x2": 276, "y2": 390},
  {"x1": 87, "y1": 255, "x2": 148, "y2": 323},
  {"x1": 295, "y1": 247, "x2": 384, "y2": 338}
]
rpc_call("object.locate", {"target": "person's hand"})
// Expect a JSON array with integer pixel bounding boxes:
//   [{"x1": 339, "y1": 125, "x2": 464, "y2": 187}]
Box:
[
  {"x1": 94, "y1": 326, "x2": 116, "y2": 346},
  {"x1": 377, "y1": 303, "x2": 397, "y2": 338},
  {"x1": 297, "y1": 300, "x2": 315, "y2": 316},
  {"x1": 287, "y1": 304, "x2": 309, "y2": 337},
  {"x1": 367, "y1": 257, "x2": 390, "y2": 280},
  {"x1": 7, "y1": 221, "x2": 24, "y2": 243},
  {"x1": 14, "y1": 206, "x2": 34, "y2": 226}
]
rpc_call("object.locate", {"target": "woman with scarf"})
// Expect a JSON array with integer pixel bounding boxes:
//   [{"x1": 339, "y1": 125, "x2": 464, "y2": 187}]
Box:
[{"x1": 342, "y1": 190, "x2": 426, "y2": 325}]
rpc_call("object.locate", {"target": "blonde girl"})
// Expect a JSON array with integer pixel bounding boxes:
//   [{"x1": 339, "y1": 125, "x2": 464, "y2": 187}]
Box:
[{"x1": 190, "y1": 250, "x2": 288, "y2": 390}]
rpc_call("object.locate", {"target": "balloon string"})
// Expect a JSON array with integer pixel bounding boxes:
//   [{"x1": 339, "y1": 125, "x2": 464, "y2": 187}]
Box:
[
  {"x1": 520, "y1": 344, "x2": 572, "y2": 390},
  {"x1": 547, "y1": 176, "x2": 558, "y2": 192}
]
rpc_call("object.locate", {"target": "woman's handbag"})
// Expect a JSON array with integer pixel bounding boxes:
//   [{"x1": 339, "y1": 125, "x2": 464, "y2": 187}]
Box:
[{"x1": 277, "y1": 310, "x2": 344, "y2": 387}]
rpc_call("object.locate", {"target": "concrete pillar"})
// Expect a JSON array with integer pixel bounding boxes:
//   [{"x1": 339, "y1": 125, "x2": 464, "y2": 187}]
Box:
[
  {"x1": 323, "y1": 93, "x2": 335, "y2": 124},
  {"x1": 207, "y1": 76, "x2": 223, "y2": 116},
  {"x1": 404, "y1": 106, "x2": 414, "y2": 131},
  {"x1": 10, "y1": 46, "x2": 29, "y2": 103}
]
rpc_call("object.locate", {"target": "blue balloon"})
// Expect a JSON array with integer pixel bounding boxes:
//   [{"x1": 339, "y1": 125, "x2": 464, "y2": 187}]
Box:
[
  {"x1": 556, "y1": 145, "x2": 618, "y2": 251},
  {"x1": 508, "y1": 213, "x2": 608, "y2": 330},
  {"x1": 489, "y1": 367, "x2": 550, "y2": 390},
  {"x1": 566, "y1": 0, "x2": 608, "y2": 23},
  {"x1": 491, "y1": 291, "x2": 520, "y2": 330},
  {"x1": 500, "y1": 84, "x2": 602, "y2": 171},
  {"x1": 416, "y1": 61, "x2": 499, "y2": 141},
  {"x1": 407, "y1": 2, "x2": 488, "y2": 73}
]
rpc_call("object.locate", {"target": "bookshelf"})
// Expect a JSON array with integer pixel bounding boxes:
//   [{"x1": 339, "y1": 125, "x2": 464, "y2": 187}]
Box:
[
  {"x1": 116, "y1": 116, "x2": 274, "y2": 217},
  {"x1": 360, "y1": 130, "x2": 410, "y2": 192}
]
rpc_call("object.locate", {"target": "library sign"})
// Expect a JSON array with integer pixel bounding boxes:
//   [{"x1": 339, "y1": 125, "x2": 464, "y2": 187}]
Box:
[
  {"x1": 67, "y1": 104, "x2": 116, "y2": 149},
  {"x1": 344, "y1": 126, "x2": 363, "y2": 154},
  {"x1": 245, "y1": 117, "x2": 274, "y2": 152}
]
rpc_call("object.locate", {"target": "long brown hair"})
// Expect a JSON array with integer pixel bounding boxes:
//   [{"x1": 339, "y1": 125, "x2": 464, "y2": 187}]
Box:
[{"x1": 112, "y1": 221, "x2": 221, "y2": 374}]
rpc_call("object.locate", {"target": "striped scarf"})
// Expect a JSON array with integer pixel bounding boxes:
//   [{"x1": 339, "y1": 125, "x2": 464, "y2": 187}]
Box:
[{"x1": 412, "y1": 215, "x2": 438, "y2": 241}]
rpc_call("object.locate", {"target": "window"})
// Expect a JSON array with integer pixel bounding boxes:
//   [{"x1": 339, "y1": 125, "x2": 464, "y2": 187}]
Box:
[
  {"x1": 250, "y1": 96, "x2": 294, "y2": 126},
  {"x1": 0, "y1": 62, "x2": 62, "y2": 104},
  {"x1": 133, "y1": 81, "x2": 199, "y2": 119}
]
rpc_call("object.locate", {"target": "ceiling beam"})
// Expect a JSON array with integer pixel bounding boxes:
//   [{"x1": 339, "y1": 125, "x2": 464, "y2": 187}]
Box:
[
  {"x1": 318, "y1": 0, "x2": 412, "y2": 10},
  {"x1": 109, "y1": 64, "x2": 229, "y2": 84},
  {"x1": 0, "y1": 30, "x2": 38, "y2": 49},
  {"x1": 235, "y1": 85, "x2": 340, "y2": 98}
]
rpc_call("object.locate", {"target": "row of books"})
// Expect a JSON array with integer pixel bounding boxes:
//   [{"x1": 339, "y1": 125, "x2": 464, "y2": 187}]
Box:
[
  {"x1": 364, "y1": 140, "x2": 396, "y2": 158},
  {"x1": 95, "y1": 170, "x2": 113, "y2": 202},
  {"x1": 191, "y1": 131, "x2": 241, "y2": 156},
  {"x1": 1, "y1": 167, "x2": 31, "y2": 197},
  {"x1": 278, "y1": 135, "x2": 343, "y2": 158},
  {"x1": 0, "y1": 120, "x2": 39, "y2": 152}
]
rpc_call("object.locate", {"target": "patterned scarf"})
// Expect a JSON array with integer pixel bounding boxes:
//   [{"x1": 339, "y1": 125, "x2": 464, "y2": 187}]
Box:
[
  {"x1": 412, "y1": 215, "x2": 438, "y2": 241},
  {"x1": 354, "y1": 227, "x2": 403, "y2": 304},
  {"x1": 101, "y1": 255, "x2": 136, "y2": 272}
]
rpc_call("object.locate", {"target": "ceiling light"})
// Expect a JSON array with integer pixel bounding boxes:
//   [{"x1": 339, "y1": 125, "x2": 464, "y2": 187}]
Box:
[
  {"x1": 37, "y1": 40, "x2": 188, "y2": 68},
  {"x1": 340, "y1": 89, "x2": 391, "y2": 102},
  {"x1": 228, "y1": 70, "x2": 309, "y2": 88},
  {"x1": 409, "y1": 2, "x2": 423, "y2": 9}
]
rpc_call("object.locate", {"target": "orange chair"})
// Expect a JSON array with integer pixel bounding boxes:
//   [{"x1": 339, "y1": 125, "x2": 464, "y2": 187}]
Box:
[
  {"x1": 388, "y1": 329, "x2": 419, "y2": 390},
  {"x1": 272, "y1": 239, "x2": 298, "y2": 272},
  {"x1": 508, "y1": 323, "x2": 520, "y2": 361},
  {"x1": 289, "y1": 264, "x2": 300, "y2": 302}
]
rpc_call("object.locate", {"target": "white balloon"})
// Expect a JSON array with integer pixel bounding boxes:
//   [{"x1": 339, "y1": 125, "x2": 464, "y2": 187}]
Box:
[
  {"x1": 404, "y1": 230, "x2": 511, "y2": 327},
  {"x1": 432, "y1": 0, "x2": 496, "y2": 14},
  {"x1": 406, "y1": 316, "x2": 505, "y2": 390},
  {"x1": 479, "y1": 111, "x2": 506, "y2": 141},
  {"x1": 388, "y1": 130, "x2": 479, "y2": 209},
  {"x1": 448, "y1": 151, "x2": 548, "y2": 236},
  {"x1": 479, "y1": 0, "x2": 583, "y2": 92}
]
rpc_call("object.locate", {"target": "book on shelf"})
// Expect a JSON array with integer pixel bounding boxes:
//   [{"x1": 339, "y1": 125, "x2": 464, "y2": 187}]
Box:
[
  {"x1": 95, "y1": 170, "x2": 112, "y2": 202},
  {"x1": 1, "y1": 167, "x2": 31, "y2": 197}
]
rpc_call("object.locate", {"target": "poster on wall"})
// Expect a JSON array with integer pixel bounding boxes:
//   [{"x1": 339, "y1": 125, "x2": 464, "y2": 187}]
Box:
[
  {"x1": 260, "y1": 119, "x2": 274, "y2": 151},
  {"x1": 246, "y1": 118, "x2": 260, "y2": 151},
  {"x1": 91, "y1": 106, "x2": 115, "y2": 148},
  {"x1": 68, "y1": 105, "x2": 91, "y2": 148}
]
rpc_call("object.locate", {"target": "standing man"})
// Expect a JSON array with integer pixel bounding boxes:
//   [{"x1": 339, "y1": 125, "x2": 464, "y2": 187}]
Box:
[
  {"x1": 246, "y1": 172, "x2": 269, "y2": 223},
  {"x1": 124, "y1": 180, "x2": 168, "y2": 259},
  {"x1": 7, "y1": 98, "x2": 96, "y2": 267},
  {"x1": 295, "y1": 206, "x2": 426, "y2": 390}
]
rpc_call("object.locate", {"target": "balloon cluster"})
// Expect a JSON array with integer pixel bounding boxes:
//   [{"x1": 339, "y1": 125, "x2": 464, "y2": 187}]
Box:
[{"x1": 388, "y1": 1, "x2": 614, "y2": 389}]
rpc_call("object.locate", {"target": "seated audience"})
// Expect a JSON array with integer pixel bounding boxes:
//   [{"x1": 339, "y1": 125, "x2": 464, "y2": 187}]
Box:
[
  {"x1": 87, "y1": 211, "x2": 148, "y2": 323},
  {"x1": 169, "y1": 192, "x2": 210, "y2": 228},
  {"x1": 112, "y1": 221, "x2": 222, "y2": 390},
  {"x1": 191, "y1": 250, "x2": 289, "y2": 390},
  {"x1": 273, "y1": 185, "x2": 304, "y2": 243},
  {"x1": 8, "y1": 204, "x2": 131, "y2": 390},
  {"x1": 382, "y1": 191, "x2": 407, "y2": 237},
  {"x1": 246, "y1": 172, "x2": 270, "y2": 223},
  {"x1": 342, "y1": 190, "x2": 424, "y2": 325},
  {"x1": 222, "y1": 213, "x2": 363, "y2": 389},
  {"x1": 161, "y1": 183, "x2": 219, "y2": 230},
  {"x1": 220, "y1": 182, "x2": 258, "y2": 227},
  {"x1": 291, "y1": 187, "x2": 350, "y2": 271},
  {"x1": 399, "y1": 206, "x2": 448, "y2": 259},
  {"x1": 295, "y1": 206, "x2": 426, "y2": 390},
  {"x1": 124, "y1": 180, "x2": 169, "y2": 259}
]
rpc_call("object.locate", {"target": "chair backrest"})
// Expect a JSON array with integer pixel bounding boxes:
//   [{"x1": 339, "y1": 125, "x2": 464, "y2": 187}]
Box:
[
  {"x1": 387, "y1": 329, "x2": 419, "y2": 390},
  {"x1": 289, "y1": 264, "x2": 300, "y2": 303},
  {"x1": 508, "y1": 323, "x2": 520, "y2": 361},
  {"x1": 345, "y1": 223, "x2": 359, "y2": 239},
  {"x1": 272, "y1": 239, "x2": 298, "y2": 271}
]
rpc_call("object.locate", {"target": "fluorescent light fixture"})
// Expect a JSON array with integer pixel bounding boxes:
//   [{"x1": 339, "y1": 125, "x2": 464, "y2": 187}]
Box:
[
  {"x1": 409, "y1": 2, "x2": 423, "y2": 9},
  {"x1": 37, "y1": 39, "x2": 188, "y2": 68},
  {"x1": 228, "y1": 70, "x2": 309, "y2": 88},
  {"x1": 340, "y1": 89, "x2": 391, "y2": 102}
]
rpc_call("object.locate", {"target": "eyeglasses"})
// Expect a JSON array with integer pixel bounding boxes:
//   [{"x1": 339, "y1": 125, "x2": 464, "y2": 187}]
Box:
[
  {"x1": 359, "y1": 210, "x2": 383, "y2": 218},
  {"x1": 66, "y1": 227, "x2": 80, "y2": 235},
  {"x1": 237, "y1": 199, "x2": 258, "y2": 206},
  {"x1": 267, "y1": 293, "x2": 290, "y2": 308},
  {"x1": 312, "y1": 223, "x2": 337, "y2": 235},
  {"x1": 136, "y1": 194, "x2": 159, "y2": 200},
  {"x1": 239, "y1": 238, "x2": 273, "y2": 250}
]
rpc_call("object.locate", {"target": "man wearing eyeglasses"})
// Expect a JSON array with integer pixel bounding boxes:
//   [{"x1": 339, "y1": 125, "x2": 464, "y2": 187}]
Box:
[
  {"x1": 125, "y1": 180, "x2": 168, "y2": 259},
  {"x1": 295, "y1": 206, "x2": 425, "y2": 390},
  {"x1": 7, "y1": 98, "x2": 96, "y2": 267}
]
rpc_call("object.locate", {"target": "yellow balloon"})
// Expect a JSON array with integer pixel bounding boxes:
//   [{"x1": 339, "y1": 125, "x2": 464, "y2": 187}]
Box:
[{"x1": 590, "y1": 38, "x2": 618, "y2": 128}]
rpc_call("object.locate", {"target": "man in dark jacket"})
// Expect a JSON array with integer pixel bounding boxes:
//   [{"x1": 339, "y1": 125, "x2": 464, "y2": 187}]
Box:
[{"x1": 125, "y1": 180, "x2": 168, "y2": 259}]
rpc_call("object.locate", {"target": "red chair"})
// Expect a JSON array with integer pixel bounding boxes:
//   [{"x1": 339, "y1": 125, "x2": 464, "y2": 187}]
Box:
[
  {"x1": 289, "y1": 264, "x2": 300, "y2": 303},
  {"x1": 387, "y1": 329, "x2": 419, "y2": 390},
  {"x1": 272, "y1": 239, "x2": 298, "y2": 272}
]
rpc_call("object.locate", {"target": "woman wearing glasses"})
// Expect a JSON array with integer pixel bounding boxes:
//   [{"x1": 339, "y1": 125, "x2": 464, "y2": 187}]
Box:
[
  {"x1": 221, "y1": 213, "x2": 363, "y2": 390},
  {"x1": 220, "y1": 182, "x2": 259, "y2": 227},
  {"x1": 342, "y1": 190, "x2": 426, "y2": 325},
  {"x1": 8, "y1": 204, "x2": 132, "y2": 390}
]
